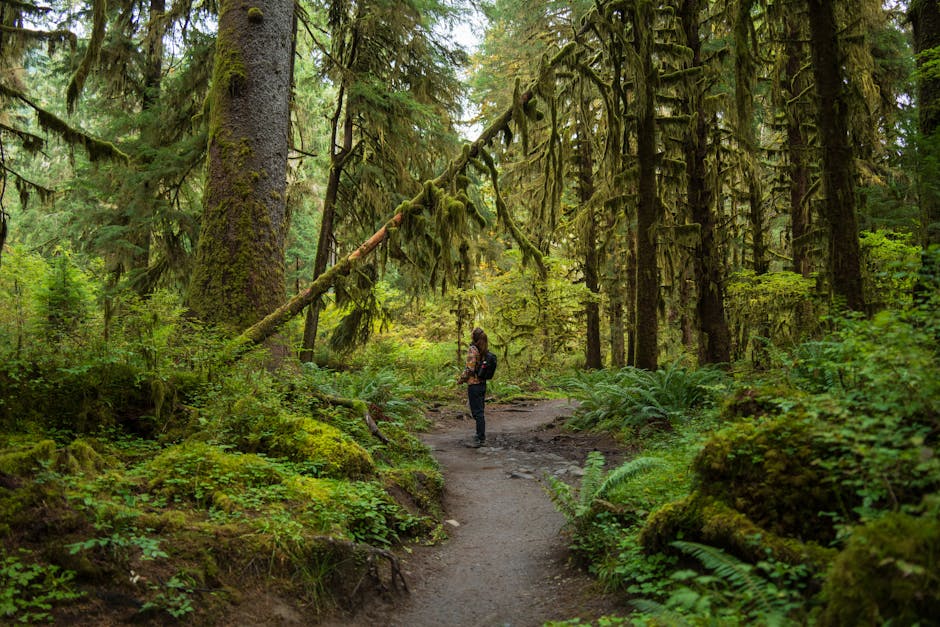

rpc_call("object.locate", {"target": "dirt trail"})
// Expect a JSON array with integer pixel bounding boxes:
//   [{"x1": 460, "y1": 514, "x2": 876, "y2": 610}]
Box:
[{"x1": 323, "y1": 399, "x2": 627, "y2": 627}]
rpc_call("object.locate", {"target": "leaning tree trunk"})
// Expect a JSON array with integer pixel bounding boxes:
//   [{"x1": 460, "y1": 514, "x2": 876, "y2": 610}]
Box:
[
  {"x1": 806, "y1": 0, "x2": 866, "y2": 313},
  {"x1": 633, "y1": 0, "x2": 661, "y2": 371},
  {"x1": 188, "y1": 0, "x2": 294, "y2": 329},
  {"x1": 681, "y1": 0, "x2": 731, "y2": 366},
  {"x1": 910, "y1": 0, "x2": 940, "y2": 295}
]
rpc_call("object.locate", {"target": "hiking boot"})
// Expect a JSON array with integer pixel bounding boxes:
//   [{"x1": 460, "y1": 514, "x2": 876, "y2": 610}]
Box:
[{"x1": 465, "y1": 437, "x2": 485, "y2": 448}]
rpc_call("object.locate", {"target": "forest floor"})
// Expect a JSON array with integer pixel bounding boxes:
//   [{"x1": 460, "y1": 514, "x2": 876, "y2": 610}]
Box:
[{"x1": 318, "y1": 398, "x2": 631, "y2": 627}]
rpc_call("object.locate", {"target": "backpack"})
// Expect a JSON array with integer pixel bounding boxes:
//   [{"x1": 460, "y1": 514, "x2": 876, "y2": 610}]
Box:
[{"x1": 475, "y1": 350, "x2": 497, "y2": 381}]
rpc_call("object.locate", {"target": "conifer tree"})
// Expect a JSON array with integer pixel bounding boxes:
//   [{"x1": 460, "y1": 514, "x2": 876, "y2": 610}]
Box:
[{"x1": 188, "y1": 0, "x2": 295, "y2": 329}]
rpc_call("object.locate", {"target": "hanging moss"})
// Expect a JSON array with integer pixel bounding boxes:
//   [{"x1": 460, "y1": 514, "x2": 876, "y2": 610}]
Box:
[{"x1": 818, "y1": 513, "x2": 940, "y2": 626}]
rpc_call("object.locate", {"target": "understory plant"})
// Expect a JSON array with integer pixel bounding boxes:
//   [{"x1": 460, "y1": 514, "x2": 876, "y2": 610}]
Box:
[{"x1": 561, "y1": 363, "x2": 728, "y2": 433}]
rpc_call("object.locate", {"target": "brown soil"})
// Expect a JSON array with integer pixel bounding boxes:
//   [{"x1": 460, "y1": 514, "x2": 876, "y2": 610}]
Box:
[{"x1": 320, "y1": 398, "x2": 630, "y2": 627}]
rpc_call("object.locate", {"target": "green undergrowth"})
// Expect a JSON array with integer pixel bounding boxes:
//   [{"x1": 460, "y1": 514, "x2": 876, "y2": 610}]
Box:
[
  {"x1": 0, "y1": 249, "x2": 448, "y2": 623},
  {"x1": 552, "y1": 268, "x2": 939, "y2": 625}
]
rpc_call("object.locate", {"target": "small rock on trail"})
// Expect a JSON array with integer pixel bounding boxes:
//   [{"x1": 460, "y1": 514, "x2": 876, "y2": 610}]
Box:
[{"x1": 321, "y1": 398, "x2": 628, "y2": 627}]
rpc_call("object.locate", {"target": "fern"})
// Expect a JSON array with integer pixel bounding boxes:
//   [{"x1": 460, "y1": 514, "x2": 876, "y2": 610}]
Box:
[
  {"x1": 577, "y1": 451, "x2": 607, "y2": 512},
  {"x1": 595, "y1": 457, "x2": 664, "y2": 499},
  {"x1": 629, "y1": 598, "x2": 691, "y2": 626},
  {"x1": 671, "y1": 541, "x2": 791, "y2": 623},
  {"x1": 561, "y1": 364, "x2": 728, "y2": 431},
  {"x1": 546, "y1": 452, "x2": 662, "y2": 525},
  {"x1": 545, "y1": 476, "x2": 577, "y2": 523}
]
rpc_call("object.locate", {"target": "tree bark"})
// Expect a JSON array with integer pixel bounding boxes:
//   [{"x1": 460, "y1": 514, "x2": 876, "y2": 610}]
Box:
[
  {"x1": 806, "y1": 0, "x2": 866, "y2": 312},
  {"x1": 910, "y1": 0, "x2": 940, "y2": 295},
  {"x1": 633, "y1": 0, "x2": 660, "y2": 371},
  {"x1": 784, "y1": 11, "x2": 813, "y2": 277},
  {"x1": 734, "y1": 0, "x2": 767, "y2": 275},
  {"x1": 188, "y1": 0, "x2": 294, "y2": 329},
  {"x1": 577, "y1": 95, "x2": 602, "y2": 369},
  {"x1": 681, "y1": 0, "x2": 731, "y2": 366},
  {"x1": 300, "y1": 86, "x2": 354, "y2": 362}
]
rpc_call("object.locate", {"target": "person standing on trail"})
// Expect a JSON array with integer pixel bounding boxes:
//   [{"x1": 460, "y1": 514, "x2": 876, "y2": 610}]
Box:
[{"x1": 457, "y1": 327, "x2": 488, "y2": 447}]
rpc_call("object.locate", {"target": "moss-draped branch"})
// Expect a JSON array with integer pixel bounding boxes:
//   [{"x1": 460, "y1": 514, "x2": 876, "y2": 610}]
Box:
[{"x1": 229, "y1": 40, "x2": 583, "y2": 356}]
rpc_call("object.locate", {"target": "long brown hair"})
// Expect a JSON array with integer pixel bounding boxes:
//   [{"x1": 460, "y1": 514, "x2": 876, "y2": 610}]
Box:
[{"x1": 471, "y1": 327, "x2": 488, "y2": 354}]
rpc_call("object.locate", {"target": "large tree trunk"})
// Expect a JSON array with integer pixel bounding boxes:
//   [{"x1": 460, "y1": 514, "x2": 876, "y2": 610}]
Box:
[
  {"x1": 681, "y1": 0, "x2": 731, "y2": 366},
  {"x1": 910, "y1": 0, "x2": 940, "y2": 294},
  {"x1": 577, "y1": 95, "x2": 602, "y2": 369},
  {"x1": 633, "y1": 0, "x2": 660, "y2": 371},
  {"x1": 806, "y1": 0, "x2": 866, "y2": 312},
  {"x1": 188, "y1": 0, "x2": 294, "y2": 329},
  {"x1": 734, "y1": 0, "x2": 766, "y2": 275},
  {"x1": 785, "y1": 11, "x2": 813, "y2": 277}
]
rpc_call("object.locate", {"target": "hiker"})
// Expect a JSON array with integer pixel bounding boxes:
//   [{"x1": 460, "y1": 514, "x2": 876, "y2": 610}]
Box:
[{"x1": 457, "y1": 327, "x2": 488, "y2": 447}]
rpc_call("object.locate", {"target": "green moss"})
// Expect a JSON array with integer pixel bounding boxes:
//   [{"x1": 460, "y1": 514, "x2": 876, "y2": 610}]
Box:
[
  {"x1": 640, "y1": 493, "x2": 835, "y2": 568},
  {"x1": 381, "y1": 466, "x2": 444, "y2": 517},
  {"x1": 692, "y1": 414, "x2": 851, "y2": 543},
  {"x1": 53, "y1": 438, "x2": 114, "y2": 475},
  {"x1": 818, "y1": 513, "x2": 940, "y2": 626},
  {"x1": 221, "y1": 398, "x2": 375, "y2": 479},
  {"x1": 142, "y1": 441, "x2": 283, "y2": 506},
  {"x1": 247, "y1": 7, "x2": 263, "y2": 22},
  {"x1": 0, "y1": 440, "x2": 56, "y2": 476}
]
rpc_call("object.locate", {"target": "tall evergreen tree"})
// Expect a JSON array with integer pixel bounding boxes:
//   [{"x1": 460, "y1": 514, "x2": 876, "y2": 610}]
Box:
[
  {"x1": 910, "y1": 0, "x2": 940, "y2": 286},
  {"x1": 188, "y1": 0, "x2": 294, "y2": 329},
  {"x1": 806, "y1": 0, "x2": 866, "y2": 312},
  {"x1": 679, "y1": 0, "x2": 731, "y2": 365}
]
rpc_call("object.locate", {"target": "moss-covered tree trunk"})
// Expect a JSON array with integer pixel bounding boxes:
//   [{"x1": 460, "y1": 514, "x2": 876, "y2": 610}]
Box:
[
  {"x1": 188, "y1": 0, "x2": 294, "y2": 329},
  {"x1": 681, "y1": 0, "x2": 731, "y2": 366},
  {"x1": 734, "y1": 0, "x2": 767, "y2": 275},
  {"x1": 633, "y1": 0, "x2": 661, "y2": 371},
  {"x1": 910, "y1": 0, "x2": 940, "y2": 295},
  {"x1": 576, "y1": 93, "x2": 602, "y2": 369},
  {"x1": 806, "y1": 0, "x2": 866, "y2": 312},
  {"x1": 784, "y1": 10, "x2": 813, "y2": 277}
]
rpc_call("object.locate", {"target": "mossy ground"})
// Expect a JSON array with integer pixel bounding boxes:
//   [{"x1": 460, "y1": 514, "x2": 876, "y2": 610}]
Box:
[{"x1": 0, "y1": 370, "x2": 443, "y2": 624}]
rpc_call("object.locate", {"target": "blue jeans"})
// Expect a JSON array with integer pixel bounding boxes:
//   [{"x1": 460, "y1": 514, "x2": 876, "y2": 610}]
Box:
[{"x1": 467, "y1": 382, "x2": 486, "y2": 441}]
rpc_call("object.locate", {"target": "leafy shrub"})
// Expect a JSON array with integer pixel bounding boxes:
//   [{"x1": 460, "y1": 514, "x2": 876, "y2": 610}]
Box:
[
  {"x1": 725, "y1": 270, "x2": 820, "y2": 362},
  {"x1": 631, "y1": 541, "x2": 806, "y2": 626},
  {"x1": 141, "y1": 442, "x2": 286, "y2": 508},
  {"x1": 0, "y1": 549, "x2": 83, "y2": 623},
  {"x1": 562, "y1": 363, "x2": 728, "y2": 432}
]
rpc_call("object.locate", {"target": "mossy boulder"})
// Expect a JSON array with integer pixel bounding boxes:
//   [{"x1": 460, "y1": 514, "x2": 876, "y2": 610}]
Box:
[
  {"x1": 719, "y1": 385, "x2": 801, "y2": 421},
  {"x1": 224, "y1": 396, "x2": 374, "y2": 479},
  {"x1": 639, "y1": 493, "x2": 835, "y2": 568},
  {"x1": 692, "y1": 414, "x2": 855, "y2": 544},
  {"x1": 277, "y1": 418, "x2": 374, "y2": 479},
  {"x1": 53, "y1": 438, "x2": 115, "y2": 475},
  {"x1": 818, "y1": 512, "x2": 940, "y2": 626}
]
